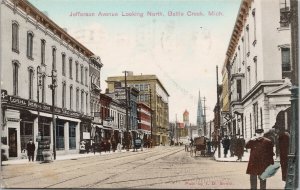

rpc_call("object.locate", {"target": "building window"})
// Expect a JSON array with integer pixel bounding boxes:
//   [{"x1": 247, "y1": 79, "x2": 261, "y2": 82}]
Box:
[
  {"x1": 52, "y1": 47, "x2": 56, "y2": 70},
  {"x1": 81, "y1": 65, "x2": 84, "y2": 84},
  {"x1": 69, "y1": 123, "x2": 76, "y2": 149},
  {"x1": 12, "y1": 61, "x2": 19, "y2": 96},
  {"x1": 70, "y1": 85, "x2": 73, "y2": 110},
  {"x1": 12, "y1": 21, "x2": 19, "y2": 52},
  {"x1": 76, "y1": 62, "x2": 79, "y2": 82},
  {"x1": 280, "y1": 0, "x2": 290, "y2": 28},
  {"x1": 28, "y1": 68, "x2": 34, "y2": 99},
  {"x1": 27, "y1": 31, "x2": 34, "y2": 59},
  {"x1": 76, "y1": 88, "x2": 79, "y2": 112},
  {"x1": 260, "y1": 107, "x2": 263, "y2": 129},
  {"x1": 253, "y1": 103, "x2": 258, "y2": 132},
  {"x1": 85, "y1": 67, "x2": 88, "y2": 86},
  {"x1": 86, "y1": 93, "x2": 88, "y2": 114},
  {"x1": 62, "y1": 53, "x2": 66, "y2": 76},
  {"x1": 250, "y1": 114, "x2": 252, "y2": 138},
  {"x1": 237, "y1": 79, "x2": 242, "y2": 101},
  {"x1": 254, "y1": 56, "x2": 258, "y2": 84},
  {"x1": 62, "y1": 82, "x2": 66, "y2": 108},
  {"x1": 41, "y1": 40, "x2": 46, "y2": 65},
  {"x1": 69, "y1": 58, "x2": 73, "y2": 79},
  {"x1": 56, "y1": 122, "x2": 65, "y2": 150},
  {"x1": 252, "y1": 8, "x2": 257, "y2": 45},
  {"x1": 42, "y1": 75, "x2": 46, "y2": 103},
  {"x1": 281, "y1": 48, "x2": 291, "y2": 71},
  {"x1": 246, "y1": 25, "x2": 250, "y2": 55},
  {"x1": 81, "y1": 91, "x2": 84, "y2": 113}
]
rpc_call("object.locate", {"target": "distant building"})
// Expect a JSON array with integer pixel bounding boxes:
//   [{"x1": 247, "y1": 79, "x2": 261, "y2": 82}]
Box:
[
  {"x1": 106, "y1": 73, "x2": 169, "y2": 146},
  {"x1": 196, "y1": 91, "x2": 204, "y2": 136}
]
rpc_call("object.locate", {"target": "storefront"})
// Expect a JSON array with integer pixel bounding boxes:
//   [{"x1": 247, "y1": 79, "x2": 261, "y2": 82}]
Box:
[{"x1": 1, "y1": 94, "x2": 86, "y2": 159}]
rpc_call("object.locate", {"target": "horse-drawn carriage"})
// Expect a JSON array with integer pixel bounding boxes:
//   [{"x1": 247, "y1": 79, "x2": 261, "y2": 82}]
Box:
[{"x1": 190, "y1": 136, "x2": 207, "y2": 157}]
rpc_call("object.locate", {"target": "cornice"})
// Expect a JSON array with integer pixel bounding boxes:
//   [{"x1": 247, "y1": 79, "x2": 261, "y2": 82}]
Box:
[{"x1": 8, "y1": 0, "x2": 94, "y2": 58}]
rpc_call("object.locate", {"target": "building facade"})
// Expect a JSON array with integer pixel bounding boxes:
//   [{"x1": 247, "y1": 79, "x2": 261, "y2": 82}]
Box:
[
  {"x1": 223, "y1": 0, "x2": 292, "y2": 138},
  {"x1": 0, "y1": 0, "x2": 98, "y2": 159},
  {"x1": 106, "y1": 73, "x2": 169, "y2": 146}
]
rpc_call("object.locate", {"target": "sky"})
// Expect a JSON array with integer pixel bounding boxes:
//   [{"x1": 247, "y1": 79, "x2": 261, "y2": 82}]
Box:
[{"x1": 29, "y1": 0, "x2": 241, "y2": 123}]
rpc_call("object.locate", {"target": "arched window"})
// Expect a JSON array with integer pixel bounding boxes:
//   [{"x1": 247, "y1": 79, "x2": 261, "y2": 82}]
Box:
[
  {"x1": 62, "y1": 53, "x2": 66, "y2": 76},
  {"x1": 70, "y1": 85, "x2": 73, "y2": 110},
  {"x1": 41, "y1": 75, "x2": 46, "y2": 103},
  {"x1": 41, "y1": 39, "x2": 46, "y2": 65},
  {"x1": 76, "y1": 61, "x2": 79, "y2": 82},
  {"x1": 12, "y1": 61, "x2": 20, "y2": 95},
  {"x1": 76, "y1": 88, "x2": 79, "y2": 111},
  {"x1": 27, "y1": 31, "x2": 34, "y2": 58},
  {"x1": 52, "y1": 46, "x2": 56, "y2": 70},
  {"x1": 12, "y1": 21, "x2": 19, "y2": 52},
  {"x1": 62, "y1": 82, "x2": 66, "y2": 108},
  {"x1": 80, "y1": 65, "x2": 84, "y2": 84},
  {"x1": 85, "y1": 67, "x2": 88, "y2": 86},
  {"x1": 69, "y1": 58, "x2": 73, "y2": 79},
  {"x1": 28, "y1": 67, "x2": 34, "y2": 99},
  {"x1": 81, "y1": 90, "x2": 84, "y2": 113}
]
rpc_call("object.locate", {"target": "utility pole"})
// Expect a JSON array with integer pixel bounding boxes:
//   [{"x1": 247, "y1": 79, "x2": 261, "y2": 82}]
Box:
[
  {"x1": 149, "y1": 88, "x2": 153, "y2": 147},
  {"x1": 49, "y1": 69, "x2": 57, "y2": 160},
  {"x1": 216, "y1": 66, "x2": 221, "y2": 158},
  {"x1": 175, "y1": 114, "x2": 178, "y2": 144},
  {"x1": 286, "y1": 0, "x2": 298, "y2": 189},
  {"x1": 123, "y1": 71, "x2": 129, "y2": 151},
  {"x1": 203, "y1": 97, "x2": 207, "y2": 137}
]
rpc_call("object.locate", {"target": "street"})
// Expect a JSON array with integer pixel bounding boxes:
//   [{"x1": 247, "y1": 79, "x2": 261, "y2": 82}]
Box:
[{"x1": 1, "y1": 146, "x2": 285, "y2": 189}]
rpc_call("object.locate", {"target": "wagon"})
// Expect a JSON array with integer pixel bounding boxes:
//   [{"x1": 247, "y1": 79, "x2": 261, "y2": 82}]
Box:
[{"x1": 190, "y1": 136, "x2": 207, "y2": 157}]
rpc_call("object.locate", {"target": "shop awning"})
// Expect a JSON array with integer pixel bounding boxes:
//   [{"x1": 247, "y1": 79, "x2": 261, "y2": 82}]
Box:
[
  {"x1": 29, "y1": 110, "x2": 53, "y2": 118},
  {"x1": 29, "y1": 110, "x2": 81, "y2": 122}
]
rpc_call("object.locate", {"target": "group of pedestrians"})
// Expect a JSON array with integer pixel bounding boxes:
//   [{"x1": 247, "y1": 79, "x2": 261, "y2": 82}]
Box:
[
  {"x1": 221, "y1": 134, "x2": 245, "y2": 160},
  {"x1": 245, "y1": 124, "x2": 289, "y2": 189}
]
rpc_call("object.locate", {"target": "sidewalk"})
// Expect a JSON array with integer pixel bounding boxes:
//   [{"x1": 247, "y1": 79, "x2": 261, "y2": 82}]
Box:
[
  {"x1": 2, "y1": 148, "x2": 149, "y2": 165},
  {"x1": 214, "y1": 147, "x2": 280, "y2": 162}
]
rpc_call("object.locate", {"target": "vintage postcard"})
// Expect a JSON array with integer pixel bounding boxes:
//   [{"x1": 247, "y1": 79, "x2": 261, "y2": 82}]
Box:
[{"x1": 0, "y1": 0, "x2": 299, "y2": 189}]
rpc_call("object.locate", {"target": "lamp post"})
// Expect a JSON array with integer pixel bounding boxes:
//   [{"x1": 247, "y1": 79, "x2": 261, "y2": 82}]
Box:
[
  {"x1": 36, "y1": 66, "x2": 44, "y2": 161},
  {"x1": 48, "y1": 69, "x2": 57, "y2": 160}
]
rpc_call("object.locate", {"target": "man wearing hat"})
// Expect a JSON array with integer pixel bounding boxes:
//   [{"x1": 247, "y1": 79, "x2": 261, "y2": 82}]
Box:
[
  {"x1": 245, "y1": 128, "x2": 274, "y2": 189},
  {"x1": 273, "y1": 110, "x2": 290, "y2": 181}
]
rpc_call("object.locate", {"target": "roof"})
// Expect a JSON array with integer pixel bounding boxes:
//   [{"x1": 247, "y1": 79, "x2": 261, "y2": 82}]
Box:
[
  {"x1": 106, "y1": 74, "x2": 170, "y2": 96},
  {"x1": 13, "y1": 0, "x2": 94, "y2": 58}
]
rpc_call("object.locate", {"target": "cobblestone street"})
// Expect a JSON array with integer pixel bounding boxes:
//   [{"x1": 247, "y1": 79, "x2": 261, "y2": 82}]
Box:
[{"x1": 1, "y1": 146, "x2": 285, "y2": 189}]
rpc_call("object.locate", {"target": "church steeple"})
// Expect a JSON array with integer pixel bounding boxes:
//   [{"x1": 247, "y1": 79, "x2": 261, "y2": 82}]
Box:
[{"x1": 197, "y1": 90, "x2": 203, "y2": 128}]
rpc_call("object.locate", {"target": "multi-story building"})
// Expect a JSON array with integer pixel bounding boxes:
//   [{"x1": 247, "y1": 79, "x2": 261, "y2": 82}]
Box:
[
  {"x1": 106, "y1": 73, "x2": 169, "y2": 146},
  {"x1": 137, "y1": 102, "x2": 152, "y2": 142},
  {"x1": 221, "y1": 60, "x2": 231, "y2": 136},
  {"x1": 223, "y1": 0, "x2": 292, "y2": 138},
  {"x1": 0, "y1": 0, "x2": 98, "y2": 159}
]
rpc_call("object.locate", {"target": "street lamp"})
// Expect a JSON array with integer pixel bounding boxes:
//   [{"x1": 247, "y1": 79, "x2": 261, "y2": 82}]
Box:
[
  {"x1": 36, "y1": 66, "x2": 44, "y2": 161},
  {"x1": 48, "y1": 69, "x2": 57, "y2": 160}
]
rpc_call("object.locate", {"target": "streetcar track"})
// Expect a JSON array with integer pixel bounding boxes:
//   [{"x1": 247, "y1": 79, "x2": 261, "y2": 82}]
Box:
[
  {"x1": 85, "y1": 147, "x2": 183, "y2": 188},
  {"x1": 43, "y1": 148, "x2": 181, "y2": 188}
]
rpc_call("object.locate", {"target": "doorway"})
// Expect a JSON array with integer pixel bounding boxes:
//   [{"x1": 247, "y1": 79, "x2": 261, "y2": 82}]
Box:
[{"x1": 8, "y1": 128, "x2": 18, "y2": 157}]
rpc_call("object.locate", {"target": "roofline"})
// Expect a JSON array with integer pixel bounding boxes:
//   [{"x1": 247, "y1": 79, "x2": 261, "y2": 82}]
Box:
[
  {"x1": 13, "y1": 0, "x2": 94, "y2": 57},
  {"x1": 106, "y1": 75, "x2": 170, "y2": 96}
]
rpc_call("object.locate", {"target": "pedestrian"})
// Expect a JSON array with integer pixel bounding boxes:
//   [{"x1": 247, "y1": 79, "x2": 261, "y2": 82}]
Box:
[
  {"x1": 230, "y1": 135, "x2": 237, "y2": 157},
  {"x1": 273, "y1": 111, "x2": 290, "y2": 181},
  {"x1": 26, "y1": 139, "x2": 35, "y2": 162},
  {"x1": 222, "y1": 135, "x2": 230, "y2": 158},
  {"x1": 245, "y1": 129, "x2": 274, "y2": 190},
  {"x1": 235, "y1": 136, "x2": 245, "y2": 161}
]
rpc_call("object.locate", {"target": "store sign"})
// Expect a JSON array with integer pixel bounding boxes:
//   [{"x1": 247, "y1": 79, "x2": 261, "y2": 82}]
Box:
[
  {"x1": 83, "y1": 132, "x2": 90, "y2": 139},
  {"x1": 3, "y1": 94, "x2": 91, "y2": 120},
  {"x1": 114, "y1": 88, "x2": 126, "y2": 100}
]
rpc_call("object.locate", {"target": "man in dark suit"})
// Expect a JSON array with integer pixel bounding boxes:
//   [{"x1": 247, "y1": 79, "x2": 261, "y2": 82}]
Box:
[
  {"x1": 26, "y1": 139, "x2": 36, "y2": 162},
  {"x1": 246, "y1": 129, "x2": 274, "y2": 189}
]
